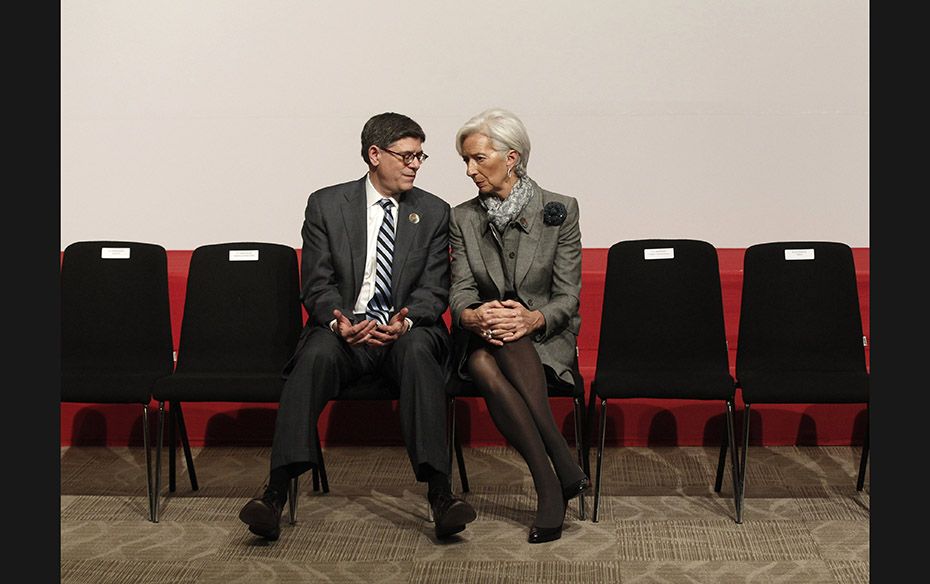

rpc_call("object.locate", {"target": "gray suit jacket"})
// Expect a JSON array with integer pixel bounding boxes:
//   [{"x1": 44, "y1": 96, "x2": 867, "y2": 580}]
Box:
[
  {"x1": 449, "y1": 179, "x2": 581, "y2": 384},
  {"x1": 297, "y1": 175, "x2": 451, "y2": 338}
]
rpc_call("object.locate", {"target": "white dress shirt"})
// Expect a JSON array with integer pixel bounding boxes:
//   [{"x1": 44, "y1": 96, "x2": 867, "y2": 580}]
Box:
[{"x1": 329, "y1": 174, "x2": 411, "y2": 333}]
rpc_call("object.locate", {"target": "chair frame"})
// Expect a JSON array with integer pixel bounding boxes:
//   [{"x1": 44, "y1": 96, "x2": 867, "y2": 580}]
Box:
[
  {"x1": 150, "y1": 242, "x2": 301, "y2": 522},
  {"x1": 587, "y1": 239, "x2": 743, "y2": 524},
  {"x1": 734, "y1": 241, "x2": 870, "y2": 516},
  {"x1": 592, "y1": 396, "x2": 742, "y2": 523},
  {"x1": 60, "y1": 240, "x2": 174, "y2": 523},
  {"x1": 285, "y1": 376, "x2": 412, "y2": 524}
]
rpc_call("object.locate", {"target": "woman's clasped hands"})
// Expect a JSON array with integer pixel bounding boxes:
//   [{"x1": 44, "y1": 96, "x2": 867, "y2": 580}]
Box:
[{"x1": 463, "y1": 299, "x2": 544, "y2": 346}]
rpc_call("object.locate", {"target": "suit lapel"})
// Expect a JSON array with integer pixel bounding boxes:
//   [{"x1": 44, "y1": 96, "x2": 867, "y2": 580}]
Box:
[
  {"x1": 515, "y1": 186, "x2": 544, "y2": 289},
  {"x1": 472, "y1": 206, "x2": 506, "y2": 296},
  {"x1": 392, "y1": 191, "x2": 418, "y2": 294},
  {"x1": 341, "y1": 178, "x2": 368, "y2": 295}
]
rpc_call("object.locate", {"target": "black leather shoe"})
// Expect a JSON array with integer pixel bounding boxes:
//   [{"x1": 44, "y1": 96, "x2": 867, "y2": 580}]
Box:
[
  {"x1": 430, "y1": 492, "x2": 477, "y2": 539},
  {"x1": 562, "y1": 475, "x2": 591, "y2": 502},
  {"x1": 528, "y1": 523, "x2": 563, "y2": 544},
  {"x1": 528, "y1": 495, "x2": 568, "y2": 544},
  {"x1": 238, "y1": 486, "x2": 285, "y2": 541}
]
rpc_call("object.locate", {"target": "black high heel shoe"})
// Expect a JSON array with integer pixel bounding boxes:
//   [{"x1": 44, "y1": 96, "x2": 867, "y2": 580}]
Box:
[
  {"x1": 561, "y1": 475, "x2": 591, "y2": 502},
  {"x1": 528, "y1": 497, "x2": 568, "y2": 544},
  {"x1": 527, "y1": 523, "x2": 562, "y2": 544}
]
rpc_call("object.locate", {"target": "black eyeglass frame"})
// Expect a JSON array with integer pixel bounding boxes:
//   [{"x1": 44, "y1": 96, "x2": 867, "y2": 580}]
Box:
[{"x1": 380, "y1": 147, "x2": 429, "y2": 165}]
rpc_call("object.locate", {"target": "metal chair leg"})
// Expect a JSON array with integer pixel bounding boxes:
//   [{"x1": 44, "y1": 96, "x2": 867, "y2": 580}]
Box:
[
  {"x1": 572, "y1": 396, "x2": 586, "y2": 520},
  {"x1": 447, "y1": 396, "x2": 456, "y2": 488},
  {"x1": 315, "y1": 428, "x2": 329, "y2": 494},
  {"x1": 142, "y1": 403, "x2": 155, "y2": 522},
  {"x1": 173, "y1": 402, "x2": 198, "y2": 491},
  {"x1": 288, "y1": 476, "x2": 298, "y2": 524},
  {"x1": 592, "y1": 397, "x2": 608, "y2": 523},
  {"x1": 168, "y1": 404, "x2": 176, "y2": 492},
  {"x1": 738, "y1": 403, "x2": 751, "y2": 523},
  {"x1": 153, "y1": 401, "x2": 166, "y2": 523},
  {"x1": 585, "y1": 393, "x2": 597, "y2": 476},
  {"x1": 725, "y1": 400, "x2": 742, "y2": 524},
  {"x1": 714, "y1": 418, "x2": 728, "y2": 493},
  {"x1": 449, "y1": 396, "x2": 469, "y2": 493},
  {"x1": 857, "y1": 420, "x2": 869, "y2": 491}
]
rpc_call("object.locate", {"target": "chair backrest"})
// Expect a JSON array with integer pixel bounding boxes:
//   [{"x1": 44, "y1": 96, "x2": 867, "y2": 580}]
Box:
[
  {"x1": 60, "y1": 240, "x2": 174, "y2": 377},
  {"x1": 594, "y1": 239, "x2": 730, "y2": 375},
  {"x1": 736, "y1": 241, "x2": 867, "y2": 375},
  {"x1": 174, "y1": 242, "x2": 301, "y2": 373}
]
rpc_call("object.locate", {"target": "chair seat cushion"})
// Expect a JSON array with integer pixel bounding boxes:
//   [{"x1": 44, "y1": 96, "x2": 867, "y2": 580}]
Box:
[
  {"x1": 335, "y1": 376, "x2": 397, "y2": 400},
  {"x1": 592, "y1": 370, "x2": 735, "y2": 400},
  {"x1": 446, "y1": 369, "x2": 584, "y2": 399},
  {"x1": 737, "y1": 370, "x2": 869, "y2": 404},
  {"x1": 153, "y1": 373, "x2": 285, "y2": 403},
  {"x1": 61, "y1": 372, "x2": 166, "y2": 403}
]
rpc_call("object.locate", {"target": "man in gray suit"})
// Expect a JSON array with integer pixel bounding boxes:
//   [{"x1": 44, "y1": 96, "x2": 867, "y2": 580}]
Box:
[{"x1": 238, "y1": 112, "x2": 476, "y2": 542}]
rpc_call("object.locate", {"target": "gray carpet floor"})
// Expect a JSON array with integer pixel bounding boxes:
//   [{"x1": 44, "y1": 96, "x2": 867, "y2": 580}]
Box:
[{"x1": 60, "y1": 445, "x2": 869, "y2": 583}]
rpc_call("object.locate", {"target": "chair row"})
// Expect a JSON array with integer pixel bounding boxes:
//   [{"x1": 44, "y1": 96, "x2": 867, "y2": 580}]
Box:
[
  {"x1": 60, "y1": 239, "x2": 869, "y2": 525},
  {"x1": 587, "y1": 239, "x2": 868, "y2": 525}
]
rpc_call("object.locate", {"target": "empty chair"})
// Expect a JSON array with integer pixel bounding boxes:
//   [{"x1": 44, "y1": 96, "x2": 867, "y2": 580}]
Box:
[
  {"x1": 152, "y1": 242, "x2": 302, "y2": 521},
  {"x1": 590, "y1": 239, "x2": 741, "y2": 523},
  {"x1": 61, "y1": 240, "x2": 175, "y2": 522},
  {"x1": 735, "y1": 241, "x2": 869, "y2": 517}
]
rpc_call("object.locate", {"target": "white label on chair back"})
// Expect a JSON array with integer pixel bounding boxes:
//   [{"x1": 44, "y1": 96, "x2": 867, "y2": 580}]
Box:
[
  {"x1": 229, "y1": 250, "x2": 259, "y2": 261},
  {"x1": 644, "y1": 247, "x2": 674, "y2": 260},
  {"x1": 101, "y1": 247, "x2": 130, "y2": 259},
  {"x1": 784, "y1": 249, "x2": 815, "y2": 260}
]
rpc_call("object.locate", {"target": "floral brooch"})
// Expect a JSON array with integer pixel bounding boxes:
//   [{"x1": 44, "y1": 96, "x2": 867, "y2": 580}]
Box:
[{"x1": 543, "y1": 201, "x2": 567, "y2": 226}]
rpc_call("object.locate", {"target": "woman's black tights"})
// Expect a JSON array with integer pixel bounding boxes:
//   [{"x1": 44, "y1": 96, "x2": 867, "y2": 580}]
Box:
[{"x1": 466, "y1": 337, "x2": 585, "y2": 528}]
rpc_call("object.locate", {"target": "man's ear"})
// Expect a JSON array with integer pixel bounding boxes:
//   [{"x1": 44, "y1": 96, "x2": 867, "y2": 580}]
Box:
[{"x1": 368, "y1": 145, "x2": 381, "y2": 167}]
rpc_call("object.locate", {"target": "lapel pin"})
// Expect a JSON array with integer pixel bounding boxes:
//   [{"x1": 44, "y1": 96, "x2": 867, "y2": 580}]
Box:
[{"x1": 408, "y1": 212, "x2": 420, "y2": 224}]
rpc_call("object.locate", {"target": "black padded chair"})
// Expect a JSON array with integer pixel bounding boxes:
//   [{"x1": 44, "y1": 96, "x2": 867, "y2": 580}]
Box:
[
  {"x1": 61, "y1": 240, "x2": 175, "y2": 522},
  {"x1": 735, "y1": 241, "x2": 869, "y2": 516},
  {"x1": 445, "y1": 354, "x2": 589, "y2": 520},
  {"x1": 590, "y1": 239, "x2": 742, "y2": 523},
  {"x1": 151, "y1": 242, "x2": 302, "y2": 521}
]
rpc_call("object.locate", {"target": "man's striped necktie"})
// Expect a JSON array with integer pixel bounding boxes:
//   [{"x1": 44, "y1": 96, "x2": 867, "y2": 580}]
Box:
[{"x1": 366, "y1": 198, "x2": 395, "y2": 325}]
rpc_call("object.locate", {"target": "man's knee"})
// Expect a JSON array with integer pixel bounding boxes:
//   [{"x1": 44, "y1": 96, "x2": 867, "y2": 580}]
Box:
[
  {"x1": 393, "y1": 327, "x2": 444, "y2": 365},
  {"x1": 291, "y1": 329, "x2": 346, "y2": 374}
]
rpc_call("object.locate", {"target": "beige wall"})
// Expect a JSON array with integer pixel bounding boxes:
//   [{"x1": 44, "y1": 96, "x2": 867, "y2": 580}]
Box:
[{"x1": 61, "y1": 1, "x2": 869, "y2": 249}]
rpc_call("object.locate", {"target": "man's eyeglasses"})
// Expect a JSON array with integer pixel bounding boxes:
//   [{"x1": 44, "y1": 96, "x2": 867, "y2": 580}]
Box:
[{"x1": 381, "y1": 147, "x2": 429, "y2": 166}]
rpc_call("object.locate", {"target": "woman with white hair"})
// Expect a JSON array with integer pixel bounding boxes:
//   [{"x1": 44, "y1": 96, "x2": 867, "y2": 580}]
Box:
[{"x1": 448, "y1": 108, "x2": 588, "y2": 543}]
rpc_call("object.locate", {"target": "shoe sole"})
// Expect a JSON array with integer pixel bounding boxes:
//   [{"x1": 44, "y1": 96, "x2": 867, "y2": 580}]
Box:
[
  {"x1": 239, "y1": 501, "x2": 281, "y2": 541},
  {"x1": 247, "y1": 525, "x2": 280, "y2": 541},
  {"x1": 434, "y1": 500, "x2": 478, "y2": 539}
]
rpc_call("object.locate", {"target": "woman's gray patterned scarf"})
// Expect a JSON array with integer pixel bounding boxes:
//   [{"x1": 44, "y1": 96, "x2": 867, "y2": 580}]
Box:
[{"x1": 480, "y1": 176, "x2": 536, "y2": 232}]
